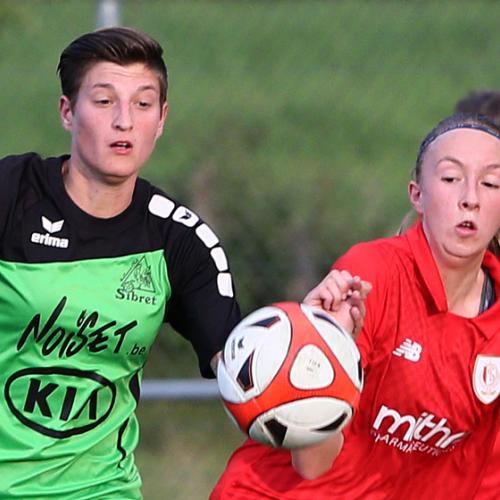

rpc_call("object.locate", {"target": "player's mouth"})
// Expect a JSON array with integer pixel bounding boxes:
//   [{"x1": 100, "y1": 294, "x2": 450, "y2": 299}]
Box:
[
  {"x1": 110, "y1": 141, "x2": 133, "y2": 154},
  {"x1": 455, "y1": 220, "x2": 477, "y2": 236}
]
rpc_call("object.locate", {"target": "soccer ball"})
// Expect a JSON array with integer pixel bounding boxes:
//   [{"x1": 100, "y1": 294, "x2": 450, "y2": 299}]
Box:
[{"x1": 217, "y1": 301, "x2": 364, "y2": 449}]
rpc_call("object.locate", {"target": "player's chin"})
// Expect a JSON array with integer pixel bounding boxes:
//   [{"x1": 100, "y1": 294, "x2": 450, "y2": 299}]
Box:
[{"x1": 99, "y1": 164, "x2": 142, "y2": 184}]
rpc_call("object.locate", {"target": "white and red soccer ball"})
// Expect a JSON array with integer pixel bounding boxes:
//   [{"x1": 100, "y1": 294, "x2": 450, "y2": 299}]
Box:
[{"x1": 217, "y1": 302, "x2": 364, "y2": 449}]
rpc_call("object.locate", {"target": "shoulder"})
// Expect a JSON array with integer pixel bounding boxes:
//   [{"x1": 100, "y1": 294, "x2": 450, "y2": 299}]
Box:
[
  {"x1": 141, "y1": 181, "x2": 221, "y2": 247},
  {"x1": 139, "y1": 182, "x2": 232, "y2": 295},
  {"x1": 0, "y1": 152, "x2": 66, "y2": 188},
  {"x1": 0, "y1": 153, "x2": 48, "y2": 224},
  {"x1": 145, "y1": 184, "x2": 203, "y2": 230},
  {"x1": 0, "y1": 152, "x2": 43, "y2": 176},
  {"x1": 483, "y1": 251, "x2": 500, "y2": 284},
  {"x1": 334, "y1": 233, "x2": 413, "y2": 283}
]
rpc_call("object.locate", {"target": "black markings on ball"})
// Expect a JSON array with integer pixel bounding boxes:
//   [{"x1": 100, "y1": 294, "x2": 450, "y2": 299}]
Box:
[
  {"x1": 250, "y1": 316, "x2": 281, "y2": 328},
  {"x1": 264, "y1": 418, "x2": 287, "y2": 447},
  {"x1": 316, "y1": 412, "x2": 348, "y2": 432},
  {"x1": 312, "y1": 312, "x2": 346, "y2": 336},
  {"x1": 237, "y1": 351, "x2": 255, "y2": 391},
  {"x1": 357, "y1": 360, "x2": 364, "y2": 385}
]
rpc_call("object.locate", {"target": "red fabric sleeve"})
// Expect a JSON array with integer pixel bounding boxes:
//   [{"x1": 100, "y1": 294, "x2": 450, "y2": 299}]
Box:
[
  {"x1": 475, "y1": 428, "x2": 500, "y2": 499},
  {"x1": 332, "y1": 242, "x2": 391, "y2": 370}
]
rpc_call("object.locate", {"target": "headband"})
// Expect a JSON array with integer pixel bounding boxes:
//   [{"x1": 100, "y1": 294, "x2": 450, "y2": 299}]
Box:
[
  {"x1": 436, "y1": 122, "x2": 500, "y2": 140},
  {"x1": 419, "y1": 122, "x2": 500, "y2": 157}
]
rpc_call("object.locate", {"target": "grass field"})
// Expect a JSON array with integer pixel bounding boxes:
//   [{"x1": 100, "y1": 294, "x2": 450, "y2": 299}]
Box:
[{"x1": 1, "y1": 1, "x2": 499, "y2": 498}]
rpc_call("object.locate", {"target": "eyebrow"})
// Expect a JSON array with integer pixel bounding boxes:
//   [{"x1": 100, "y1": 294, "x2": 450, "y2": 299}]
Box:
[
  {"x1": 436, "y1": 156, "x2": 500, "y2": 170},
  {"x1": 436, "y1": 156, "x2": 462, "y2": 167}
]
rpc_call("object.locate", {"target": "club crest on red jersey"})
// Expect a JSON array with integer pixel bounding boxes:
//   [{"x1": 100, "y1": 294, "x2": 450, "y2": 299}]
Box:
[{"x1": 472, "y1": 355, "x2": 500, "y2": 404}]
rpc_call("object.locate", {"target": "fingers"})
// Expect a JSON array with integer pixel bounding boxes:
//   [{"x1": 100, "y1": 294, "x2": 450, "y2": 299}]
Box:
[
  {"x1": 359, "y1": 280, "x2": 372, "y2": 300},
  {"x1": 304, "y1": 270, "x2": 372, "y2": 337},
  {"x1": 328, "y1": 301, "x2": 355, "y2": 335},
  {"x1": 304, "y1": 270, "x2": 371, "y2": 313},
  {"x1": 349, "y1": 305, "x2": 364, "y2": 338}
]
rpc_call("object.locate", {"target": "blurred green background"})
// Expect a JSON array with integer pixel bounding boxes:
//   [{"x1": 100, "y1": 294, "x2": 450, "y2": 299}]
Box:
[{"x1": 1, "y1": 1, "x2": 499, "y2": 498}]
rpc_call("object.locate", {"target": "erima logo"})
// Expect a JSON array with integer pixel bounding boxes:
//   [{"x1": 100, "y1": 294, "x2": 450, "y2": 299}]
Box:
[
  {"x1": 31, "y1": 216, "x2": 69, "y2": 248},
  {"x1": 42, "y1": 216, "x2": 64, "y2": 233},
  {"x1": 371, "y1": 404, "x2": 466, "y2": 455}
]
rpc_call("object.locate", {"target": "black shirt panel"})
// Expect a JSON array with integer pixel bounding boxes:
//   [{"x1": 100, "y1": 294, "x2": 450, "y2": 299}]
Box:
[{"x1": 0, "y1": 152, "x2": 241, "y2": 377}]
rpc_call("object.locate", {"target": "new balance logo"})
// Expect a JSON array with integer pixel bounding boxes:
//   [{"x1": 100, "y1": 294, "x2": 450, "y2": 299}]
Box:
[
  {"x1": 393, "y1": 338, "x2": 422, "y2": 362},
  {"x1": 31, "y1": 216, "x2": 69, "y2": 249}
]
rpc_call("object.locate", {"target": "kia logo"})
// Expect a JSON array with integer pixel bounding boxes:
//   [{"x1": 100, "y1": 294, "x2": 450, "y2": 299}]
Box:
[{"x1": 4, "y1": 367, "x2": 116, "y2": 438}]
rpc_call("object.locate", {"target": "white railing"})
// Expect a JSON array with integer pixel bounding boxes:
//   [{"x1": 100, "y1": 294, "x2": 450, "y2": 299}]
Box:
[{"x1": 141, "y1": 378, "x2": 219, "y2": 400}]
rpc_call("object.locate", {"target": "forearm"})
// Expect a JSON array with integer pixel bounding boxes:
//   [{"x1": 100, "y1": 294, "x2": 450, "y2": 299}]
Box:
[
  {"x1": 291, "y1": 431, "x2": 344, "y2": 480},
  {"x1": 210, "y1": 351, "x2": 222, "y2": 376}
]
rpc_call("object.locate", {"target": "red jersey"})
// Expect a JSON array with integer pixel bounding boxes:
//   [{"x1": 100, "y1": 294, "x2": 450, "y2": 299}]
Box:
[{"x1": 211, "y1": 222, "x2": 500, "y2": 499}]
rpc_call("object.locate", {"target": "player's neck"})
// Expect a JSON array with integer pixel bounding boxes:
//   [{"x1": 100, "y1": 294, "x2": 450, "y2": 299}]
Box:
[
  {"x1": 61, "y1": 159, "x2": 136, "y2": 218},
  {"x1": 440, "y1": 265, "x2": 485, "y2": 318}
]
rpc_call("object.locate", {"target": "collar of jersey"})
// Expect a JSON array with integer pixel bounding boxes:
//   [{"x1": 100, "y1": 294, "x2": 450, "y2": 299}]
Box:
[
  {"x1": 406, "y1": 222, "x2": 448, "y2": 313},
  {"x1": 406, "y1": 222, "x2": 500, "y2": 337},
  {"x1": 46, "y1": 154, "x2": 147, "y2": 234}
]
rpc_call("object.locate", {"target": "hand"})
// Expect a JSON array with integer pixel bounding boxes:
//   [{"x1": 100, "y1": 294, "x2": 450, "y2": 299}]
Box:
[{"x1": 304, "y1": 270, "x2": 372, "y2": 337}]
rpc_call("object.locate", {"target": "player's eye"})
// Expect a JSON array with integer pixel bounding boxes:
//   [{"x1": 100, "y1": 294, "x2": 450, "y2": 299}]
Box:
[
  {"x1": 137, "y1": 100, "x2": 152, "y2": 109},
  {"x1": 94, "y1": 98, "x2": 112, "y2": 106},
  {"x1": 482, "y1": 180, "x2": 499, "y2": 189},
  {"x1": 441, "y1": 176, "x2": 458, "y2": 183}
]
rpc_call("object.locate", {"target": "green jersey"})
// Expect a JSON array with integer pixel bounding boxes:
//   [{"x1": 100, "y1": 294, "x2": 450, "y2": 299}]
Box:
[{"x1": 0, "y1": 153, "x2": 240, "y2": 499}]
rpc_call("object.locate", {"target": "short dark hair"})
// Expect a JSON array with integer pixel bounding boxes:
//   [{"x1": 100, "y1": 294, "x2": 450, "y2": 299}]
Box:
[
  {"x1": 57, "y1": 27, "x2": 168, "y2": 105},
  {"x1": 455, "y1": 90, "x2": 500, "y2": 127}
]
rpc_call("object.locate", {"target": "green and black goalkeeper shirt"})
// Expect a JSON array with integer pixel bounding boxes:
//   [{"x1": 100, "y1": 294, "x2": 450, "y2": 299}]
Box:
[{"x1": 0, "y1": 153, "x2": 241, "y2": 499}]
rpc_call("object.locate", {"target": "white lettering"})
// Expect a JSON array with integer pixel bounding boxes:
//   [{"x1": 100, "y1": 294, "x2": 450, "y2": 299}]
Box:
[
  {"x1": 372, "y1": 404, "x2": 416, "y2": 441},
  {"x1": 439, "y1": 431, "x2": 467, "y2": 448},
  {"x1": 396, "y1": 440, "x2": 409, "y2": 452},
  {"x1": 420, "y1": 416, "x2": 450, "y2": 444},
  {"x1": 414, "y1": 412, "x2": 435, "y2": 438},
  {"x1": 372, "y1": 404, "x2": 467, "y2": 454},
  {"x1": 31, "y1": 232, "x2": 69, "y2": 249}
]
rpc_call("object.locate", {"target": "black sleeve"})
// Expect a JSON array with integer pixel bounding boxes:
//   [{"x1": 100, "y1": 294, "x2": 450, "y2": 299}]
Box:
[
  {"x1": 164, "y1": 218, "x2": 241, "y2": 378},
  {"x1": 0, "y1": 153, "x2": 40, "y2": 245}
]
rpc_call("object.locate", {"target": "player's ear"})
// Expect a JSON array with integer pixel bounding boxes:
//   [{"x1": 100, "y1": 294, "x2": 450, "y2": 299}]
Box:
[
  {"x1": 59, "y1": 95, "x2": 73, "y2": 131},
  {"x1": 408, "y1": 180, "x2": 423, "y2": 215},
  {"x1": 155, "y1": 102, "x2": 168, "y2": 140}
]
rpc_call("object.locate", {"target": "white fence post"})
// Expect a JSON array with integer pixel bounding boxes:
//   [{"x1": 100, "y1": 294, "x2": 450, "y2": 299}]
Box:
[{"x1": 96, "y1": 0, "x2": 121, "y2": 28}]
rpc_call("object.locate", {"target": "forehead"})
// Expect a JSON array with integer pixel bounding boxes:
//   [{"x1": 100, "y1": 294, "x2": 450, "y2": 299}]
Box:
[
  {"x1": 424, "y1": 128, "x2": 500, "y2": 167},
  {"x1": 80, "y1": 61, "x2": 161, "y2": 92}
]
